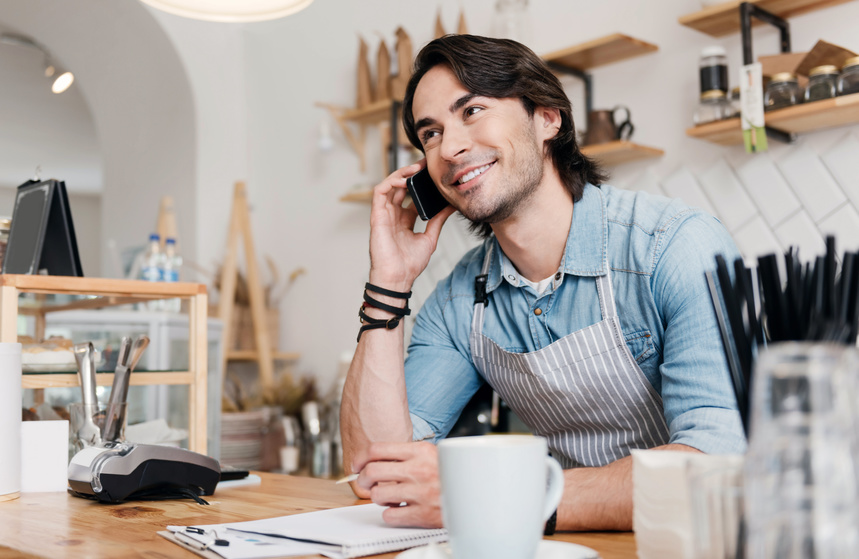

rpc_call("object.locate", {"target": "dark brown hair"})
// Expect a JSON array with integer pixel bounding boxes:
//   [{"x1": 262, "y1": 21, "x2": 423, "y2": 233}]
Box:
[{"x1": 402, "y1": 34, "x2": 606, "y2": 236}]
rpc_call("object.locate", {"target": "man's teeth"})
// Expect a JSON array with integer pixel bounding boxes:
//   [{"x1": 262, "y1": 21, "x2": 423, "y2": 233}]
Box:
[{"x1": 458, "y1": 164, "x2": 491, "y2": 185}]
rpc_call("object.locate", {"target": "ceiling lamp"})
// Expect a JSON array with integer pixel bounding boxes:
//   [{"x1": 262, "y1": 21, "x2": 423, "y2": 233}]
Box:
[
  {"x1": 138, "y1": 0, "x2": 314, "y2": 22},
  {"x1": 0, "y1": 33, "x2": 75, "y2": 94}
]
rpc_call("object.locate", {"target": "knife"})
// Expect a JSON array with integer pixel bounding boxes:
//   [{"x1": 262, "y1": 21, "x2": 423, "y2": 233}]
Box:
[
  {"x1": 105, "y1": 335, "x2": 150, "y2": 442},
  {"x1": 73, "y1": 342, "x2": 101, "y2": 446},
  {"x1": 103, "y1": 337, "x2": 131, "y2": 442}
]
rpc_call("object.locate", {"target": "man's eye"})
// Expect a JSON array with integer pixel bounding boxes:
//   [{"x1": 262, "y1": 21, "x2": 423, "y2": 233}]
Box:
[
  {"x1": 421, "y1": 130, "x2": 440, "y2": 144},
  {"x1": 465, "y1": 106, "x2": 483, "y2": 117}
]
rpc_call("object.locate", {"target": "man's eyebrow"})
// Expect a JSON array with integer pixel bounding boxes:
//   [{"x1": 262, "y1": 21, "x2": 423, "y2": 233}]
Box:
[
  {"x1": 414, "y1": 93, "x2": 479, "y2": 135},
  {"x1": 449, "y1": 93, "x2": 477, "y2": 113}
]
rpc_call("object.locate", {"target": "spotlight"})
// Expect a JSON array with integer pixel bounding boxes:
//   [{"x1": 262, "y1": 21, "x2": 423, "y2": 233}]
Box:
[{"x1": 0, "y1": 33, "x2": 75, "y2": 94}]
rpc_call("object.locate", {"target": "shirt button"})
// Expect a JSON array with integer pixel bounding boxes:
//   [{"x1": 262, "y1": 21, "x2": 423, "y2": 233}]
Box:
[
  {"x1": 555, "y1": 272, "x2": 561, "y2": 280},
  {"x1": 534, "y1": 308, "x2": 542, "y2": 316}
]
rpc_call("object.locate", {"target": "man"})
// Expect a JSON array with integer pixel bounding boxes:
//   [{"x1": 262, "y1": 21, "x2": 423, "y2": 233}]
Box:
[{"x1": 340, "y1": 34, "x2": 745, "y2": 532}]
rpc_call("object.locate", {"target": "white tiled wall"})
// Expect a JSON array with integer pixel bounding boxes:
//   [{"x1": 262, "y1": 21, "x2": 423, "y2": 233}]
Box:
[{"x1": 620, "y1": 130, "x2": 859, "y2": 265}]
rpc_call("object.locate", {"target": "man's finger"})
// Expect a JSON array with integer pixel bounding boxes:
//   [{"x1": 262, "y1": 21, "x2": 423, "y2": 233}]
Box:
[
  {"x1": 381, "y1": 504, "x2": 443, "y2": 529},
  {"x1": 370, "y1": 478, "x2": 440, "y2": 507},
  {"x1": 357, "y1": 461, "x2": 413, "y2": 489}
]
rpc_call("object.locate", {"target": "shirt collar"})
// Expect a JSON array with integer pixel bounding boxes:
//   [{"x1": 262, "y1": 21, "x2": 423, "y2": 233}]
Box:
[{"x1": 484, "y1": 183, "x2": 607, "y2": 294}]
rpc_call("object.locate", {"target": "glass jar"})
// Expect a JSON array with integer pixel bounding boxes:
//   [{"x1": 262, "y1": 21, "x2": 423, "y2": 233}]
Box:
[
  {"x1": 838, "y1": 56, "x2": 859, "y2": 96},
  {"x1": 693, "y1": 90, "x2": 732, "y2": 125},
  {"x1": 804, "y1": 64, "x2": 839, "y2": 102},
  {"x1": 764, "y1": 72, "x2": 802, "y2": 111},
  {"x1": 699, "y1": 46, "x2": 729, "y2": 94},
  {"x1": 729, "y1": 87, "x2": 741, "y2": 117}
]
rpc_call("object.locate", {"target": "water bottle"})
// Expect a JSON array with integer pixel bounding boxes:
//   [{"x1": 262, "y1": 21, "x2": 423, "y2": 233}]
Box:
[
  {"x1": 141, "y1": 234, "x2": 162, "y2": 283},
  {"x1": 140, "y1": 234, "x2": 162, "y2": 311},
  {"x1": 161, "y1": 238, "x2": 182, "y2": 312}
]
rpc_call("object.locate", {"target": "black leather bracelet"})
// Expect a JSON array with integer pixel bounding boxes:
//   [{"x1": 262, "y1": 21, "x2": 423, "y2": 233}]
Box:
[
  {"x1": 363, "y1": 292, "x2": 411, "y2": 317},
  {"x1": 357, "y1": 304, "x2": 402, "y2": 342},
  {"x1": 365, "y1": 282, "x2": 412, "y2": 299},
  {"x1": 544, "y1": 509, "x2": 557, "y2": 536}
]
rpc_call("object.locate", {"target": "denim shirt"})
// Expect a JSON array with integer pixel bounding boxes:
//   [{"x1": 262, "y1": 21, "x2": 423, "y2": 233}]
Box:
[{"x1": 404, "y1": 183, "x2": 747, "y2": 457}]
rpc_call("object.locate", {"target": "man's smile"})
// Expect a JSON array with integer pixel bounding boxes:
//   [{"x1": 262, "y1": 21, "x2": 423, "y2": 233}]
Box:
[{"x1": 449, "y1": 161, "x2": 496, "y2": 190}]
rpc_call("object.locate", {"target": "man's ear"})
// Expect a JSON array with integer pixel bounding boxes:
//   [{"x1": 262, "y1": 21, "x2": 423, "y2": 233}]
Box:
[{"x1": 534, "y1": 106, "x2": 562, "y2": 142}]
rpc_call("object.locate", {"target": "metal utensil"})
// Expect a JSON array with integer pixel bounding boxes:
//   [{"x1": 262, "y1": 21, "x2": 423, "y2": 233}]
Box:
[
  {"x1": 73, "y1": 342, "x2": 101, "y2": 446},
  {"x1": 102, "y1": 337, "x2": 131, "y2": 442},
  {"x1": 105, "y1": 335, "x2": 150, "y2": 442}
]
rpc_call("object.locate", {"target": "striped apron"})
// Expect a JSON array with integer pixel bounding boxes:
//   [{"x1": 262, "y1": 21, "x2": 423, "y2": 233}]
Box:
[{"x1": 469, "y1": 245, "x2": 670, "y2": 468}]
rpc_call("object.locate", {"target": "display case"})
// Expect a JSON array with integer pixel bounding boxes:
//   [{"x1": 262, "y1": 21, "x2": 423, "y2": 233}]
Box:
[
  {"x1": 36, "y1": 309, "x2": 223, "y2": 459},
  {"x1": 0, "y1": 275, "x2": 210, "y2": 454}
]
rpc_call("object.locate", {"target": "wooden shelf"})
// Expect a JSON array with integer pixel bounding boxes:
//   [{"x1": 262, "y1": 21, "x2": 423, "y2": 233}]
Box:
[
  {"x1": 22, "y1": 371, "x2": 194, "y2": 390},
  {"x1": 341, "y1": 98, "x2": 399, "y2": 126},
  {"x1": 340, "y1": 189, "x2": 375, "y2": 203},
  {"x1": 226, "y1": 350, "x2": 300, "y2": 362},
  {"x1": 686, "y1": 117, "x2": 745, "y2": 145},
  {"x1": 581, "y1": 141, "x2": 665, "y2": 166},
  {"x1": 678, "y1": 0, "x2": 854, "y2": 37},
  {"x1": 542, "y1": 33, "x2": 659, "y2": 71},
  {"x1": 686, "y1": 92, "x2": 859, "y2": 144}
]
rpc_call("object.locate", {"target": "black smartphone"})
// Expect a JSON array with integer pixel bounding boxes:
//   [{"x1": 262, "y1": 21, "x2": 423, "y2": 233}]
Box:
[{"x1": 406, "y1": 168, "x2": 450, "y2": 221}]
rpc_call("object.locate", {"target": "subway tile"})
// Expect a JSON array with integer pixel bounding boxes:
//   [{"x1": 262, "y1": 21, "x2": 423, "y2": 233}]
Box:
[
  {"x1": 775, "y1": 146, "x2": 846, "y2": 222},
  {"x1": 660, "y1": 166, "x2": 716, "y2": 217},
  {"x1": 774, "y1": 210, "x2": 826, "y2": 262},
  {"x1": 732, "y1": 216, "x2": 784, "y2": 265},
  {"x1": 817, "y1": 204, "x2": 859, "y2": 253},
  {"x1": 696, "y1": 159, "x2": 757, "y2": 233},
  {"x1": 629, "y1": 170, "x2": 666, "y2": 198},
  {"x1": 730, "y1": 154, "x2": 800, "y2": 228},
  {"x1": 820, "y1": 133, "x2": 859, "y2": 209}
]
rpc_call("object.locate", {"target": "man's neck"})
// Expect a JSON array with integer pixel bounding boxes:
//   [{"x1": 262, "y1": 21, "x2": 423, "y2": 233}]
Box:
[{"x1": 491, "y1": 166, "x2": 574, "y2": 282}]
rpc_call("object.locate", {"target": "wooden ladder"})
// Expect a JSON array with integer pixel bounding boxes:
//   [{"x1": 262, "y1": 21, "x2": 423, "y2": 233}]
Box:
[{"x1": 217, "y1": 181, "x2": 275, "y2": 389}]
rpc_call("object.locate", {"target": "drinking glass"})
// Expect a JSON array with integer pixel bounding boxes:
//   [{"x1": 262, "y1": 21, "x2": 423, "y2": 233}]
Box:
[
  {"x1": 688, "y1": 456, "x2": 744, "y2": 559},
  {"x1": 744, "y1": 343, "x2": 859, "y2": 558}
]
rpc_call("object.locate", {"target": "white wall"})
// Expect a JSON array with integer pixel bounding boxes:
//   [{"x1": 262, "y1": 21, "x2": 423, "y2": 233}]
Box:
[{"x1": 0, "y1": 0, "x2": 197, "y2": 278}]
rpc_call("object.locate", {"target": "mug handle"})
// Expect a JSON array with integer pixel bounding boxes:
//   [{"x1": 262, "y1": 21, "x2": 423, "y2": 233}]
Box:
[
  {"x1": 542, "y1": 456, "x2": 565, "y2": 521},
  {"x1": 613, "y1": 105, "x2": 634, "y2": 141}
]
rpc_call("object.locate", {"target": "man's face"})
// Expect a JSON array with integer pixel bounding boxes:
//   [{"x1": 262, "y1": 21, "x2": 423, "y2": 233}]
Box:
[{"x1": 411, "y1": 65, "x2": 552, "y2": 225}]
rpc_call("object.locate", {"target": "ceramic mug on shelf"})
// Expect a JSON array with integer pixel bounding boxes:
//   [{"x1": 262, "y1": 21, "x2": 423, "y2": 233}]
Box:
[
  {"x1": 438, "y1": 435, "x2": 564, "y2": 559},
  {"x1": 583, "y1": 106, "x2": 634, "y2": 146}
]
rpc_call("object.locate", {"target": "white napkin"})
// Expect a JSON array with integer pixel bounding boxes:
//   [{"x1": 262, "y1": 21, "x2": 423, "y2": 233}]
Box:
[
  {"x1": 631, "y1": 450, "x2": 743, "y2": 559},
  {"x1": 125, "y1": 418, "x2": 188, "y2": 446}
]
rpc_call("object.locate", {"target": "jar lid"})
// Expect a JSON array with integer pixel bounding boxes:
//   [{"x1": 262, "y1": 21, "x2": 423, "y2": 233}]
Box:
[
  {"x1": 770, "y1": 71, "x2": 797, "y2": 83},
  {"x1": 701, "y1": 89, "x2": 726, "y2": 99},
  {"x1": 700, "y1": 45, "x2": 727, "y2": 58},
  {"x1": 842, "y1": 56, "x2": 859, "y2": 70},
  {"x1": 809, "y1": 64, "x2": 839, "y2": 77}
]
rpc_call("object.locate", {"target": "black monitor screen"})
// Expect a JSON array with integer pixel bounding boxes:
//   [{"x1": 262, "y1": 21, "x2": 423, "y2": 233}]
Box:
[{"x1": 2, "y1": 183, "x2": 52, "y2": 274}]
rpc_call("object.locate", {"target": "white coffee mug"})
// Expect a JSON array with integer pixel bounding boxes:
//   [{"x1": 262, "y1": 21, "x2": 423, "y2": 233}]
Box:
[{"x1": 438, "y1": 435, "x2": 564, "y2": 559}]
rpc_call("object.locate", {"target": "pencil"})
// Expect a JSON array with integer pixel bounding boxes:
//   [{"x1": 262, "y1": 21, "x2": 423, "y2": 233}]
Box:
[{"x1": 335, "y1": 473, "x2": 359, "y2": 485}]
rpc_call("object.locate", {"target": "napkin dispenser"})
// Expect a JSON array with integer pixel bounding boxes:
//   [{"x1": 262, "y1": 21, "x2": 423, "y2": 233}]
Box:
[{"x1": 68, "y1": 442, "x2": 220, "y2": 504}]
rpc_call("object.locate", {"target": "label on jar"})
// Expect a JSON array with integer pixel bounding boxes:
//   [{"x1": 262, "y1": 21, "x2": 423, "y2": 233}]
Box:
[{"x1": 740, "y1": 63, "x2": 767, "y2": 153}]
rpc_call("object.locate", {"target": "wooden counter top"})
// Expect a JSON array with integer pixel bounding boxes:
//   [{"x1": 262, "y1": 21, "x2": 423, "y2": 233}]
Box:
[{"x1": 0, "y1": 473, "x2": 636, "y2": 558}]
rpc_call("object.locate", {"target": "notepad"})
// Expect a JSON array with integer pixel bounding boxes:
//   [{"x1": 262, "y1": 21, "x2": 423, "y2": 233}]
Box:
[{"x1": 161, "y1": 503, "x2": 448, "y2": 559}]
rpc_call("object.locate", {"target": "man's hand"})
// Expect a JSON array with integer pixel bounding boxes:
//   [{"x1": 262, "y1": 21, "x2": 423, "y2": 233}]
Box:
[
  {"x1": 351, "y1": 441, "x2": 443, "y2": 529},
  {"x1": 369, "y1": 161, "x2": 456, "y2": 292}
]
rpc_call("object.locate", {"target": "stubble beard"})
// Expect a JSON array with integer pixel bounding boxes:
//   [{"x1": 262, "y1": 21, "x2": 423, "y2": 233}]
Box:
[{"x1": 457, "y1": 126, "x2": 545, "y2": 227}]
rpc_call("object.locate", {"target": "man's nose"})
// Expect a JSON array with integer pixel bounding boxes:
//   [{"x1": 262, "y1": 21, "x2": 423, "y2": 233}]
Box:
[{"x1": 439, "y1": 125, "x2": 470, "y2": 161}]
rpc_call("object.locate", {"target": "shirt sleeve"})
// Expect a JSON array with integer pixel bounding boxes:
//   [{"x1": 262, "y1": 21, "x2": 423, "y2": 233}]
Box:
[
  {"x1": 651, "y1": 212, "x2": 747, "y2": 455},
  {"x1": 404, "y1": 275, "x2": 484, "y2": 443}
]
